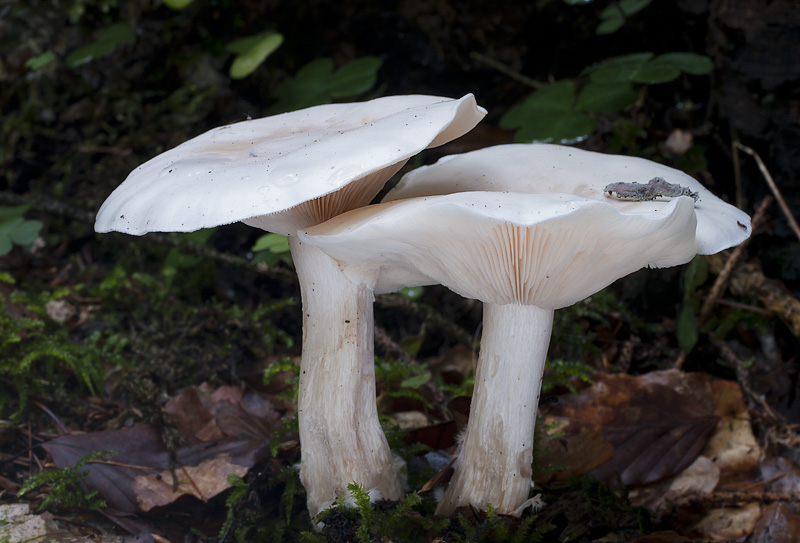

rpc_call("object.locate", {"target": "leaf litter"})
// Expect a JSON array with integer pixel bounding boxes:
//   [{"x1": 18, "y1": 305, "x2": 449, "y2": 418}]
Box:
[
  {"x1": 534, "y1": 369, "x2": 800, "y2": 541},
  {"x1": 41, "y1": 385, "x2": 293, "y2": 517}
]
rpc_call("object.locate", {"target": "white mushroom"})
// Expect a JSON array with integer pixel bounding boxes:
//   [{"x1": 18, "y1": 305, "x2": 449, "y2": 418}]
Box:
[
  {"x1": 94, "y1": 94, "x2": 486, "y2": 517},
  {"x1": 300, "y1": 143, "x2": 751, "y2": 516}
]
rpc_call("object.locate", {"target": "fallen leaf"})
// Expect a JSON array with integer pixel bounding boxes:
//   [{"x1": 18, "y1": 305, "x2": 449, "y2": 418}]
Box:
[
  {"x1": 689, "y1": 502, "x2": 761, "y2": 541},
  {"x1": 749, "y1": 502, "x2": 800, "y2": 543},
  {"x1": 540, "y1": 371, "x2": 719, "y2": 487},
  {"x1": 0, "y1": 503, "x2": 58, "y2": 543},
  {"x1": 164, "y1": 384, "x2": 291, "y2": 443},
  {"x1": 132, "y1": 453, "x2": 250, "y2": 511},
  {"x1": 629, "y1": 455, "x2": 720, "y2": 509},
  {"x1": 759, "y1": 457, "x2": 800, "y2": 493},
  {"x1": 631, "y1": 530, "x2": 692, "y2": 543},
  {"x1": 703, "y1": 416, "x2": 760, "y2": 478},
  {"x1": 43, "y1": 424, "x2": 269, "y2": 513},
  {"x1": 535, "y1": 427, "x2": 614, "y2": 482}
]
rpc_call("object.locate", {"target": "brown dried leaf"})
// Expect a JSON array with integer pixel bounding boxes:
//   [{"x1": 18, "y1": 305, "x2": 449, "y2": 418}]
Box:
[
  {"x1": 749, "y1": 502, "x2": 800, "y2": 543},
  {"x1": 163, "y1": 385, "x2": 290, "y2": 444},
  {"x1": 631, "y1": 531, "x2": 692, "y2": 543},
  {"x1": 43, "y1": 424, "x2": 269, "y2": 513},
  {"x1": 629, "y1": 455, "x2": 720, "y2": 509},
  {"x1": 689, "y1": 503, "x2": 761, "y2": 541},
  {"x1": 540, "y1": 371, "x2": 719, "y2": 487},
  {"x1": 163, "y1": 387, "x2": 217, "y2": 443}
]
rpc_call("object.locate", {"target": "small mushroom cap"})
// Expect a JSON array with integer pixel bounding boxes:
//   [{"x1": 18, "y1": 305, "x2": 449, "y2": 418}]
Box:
[
  {"x1": 299, "y1": 191, "x2": 699, "y2": 308},
  {"x1": 386, "y1": 144, "x2": 750, "y2": 255},
  {"x1": 95, "y1": 94, "x2": 485, "y2": 236}
]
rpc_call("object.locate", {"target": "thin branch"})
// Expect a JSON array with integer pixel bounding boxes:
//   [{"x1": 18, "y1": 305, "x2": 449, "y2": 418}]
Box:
[
  {"x1": 735, "y1": 142, "x2": 800, "y2": 241},
  {"x1": 470, "y1": 51, "x2": 545, "y2": 90}
]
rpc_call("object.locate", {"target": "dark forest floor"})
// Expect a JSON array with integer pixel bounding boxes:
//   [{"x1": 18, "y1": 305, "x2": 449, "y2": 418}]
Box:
[{"x1": 2, "y1": 1, "x2": 799, "y2": 541}]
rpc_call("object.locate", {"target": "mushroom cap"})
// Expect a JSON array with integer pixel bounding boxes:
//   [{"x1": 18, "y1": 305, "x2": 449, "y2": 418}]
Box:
[
  {"x1": 95, "y1": 94, "x2": 486, "y2": 236},
  {"x1": 386, "y1": 144, "x2": 750, "y2": 255},
  {"x1": 299, "y1": 191, "x2": 699, "y2": 309}
]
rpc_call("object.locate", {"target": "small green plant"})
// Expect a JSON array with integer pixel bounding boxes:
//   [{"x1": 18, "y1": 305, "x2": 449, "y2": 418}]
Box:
[
  {"x1": 18, "y1": 450, "x2": 115, "y2": 511},
  {"x1": 227, "y1": 31, "x2": 284, "y2": 80},
  {"x1": 314, "y1": 485, "x2": 447, "y2": 542},
  {"x1": 562, "y1": 0, "x2": 653, "y2": 35},
  {"x1": 66, "y1": 22, "x2": 134, "y2": 68},
  {"x1": 677, "y1": 255, "x2": 708, "y2": 353},
  {"x1": 270, "y1": 56, "x2": 383, "y2": 114},
  {"x1": 500, "y1": 51, "x2": 713, "y2": 144},
  {"x1": 375, "y1": 357, "x2": 433, "y2": 410},
  {"x1": 252, "y1": 233, "x2": 293, "y2": 267},
  {"x1": 0, "y1": 206, "x2": 43, "y2": 255},
  {"x1": 220, "y1": 467, "x2": 308, "y2": 543},
  {"x1": 596, "y1": 0, "x2": 652, "y2": 35},
  {"x1": 542, "y1": 358, "x2": 595, "y2": 394},
  {"x1": 0, "y1": 273, "x2": 107, "y2": 420}
]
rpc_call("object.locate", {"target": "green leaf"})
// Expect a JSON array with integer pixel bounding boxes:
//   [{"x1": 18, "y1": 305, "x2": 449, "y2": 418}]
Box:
[
  {"x1": 575, "y1": 81, "x2": 637, "y2": 112},
  {"x1": 597, "y1": 0, "x2": 651, "y2": 34},
  {"x1": 629, "y1": 62, "x2": 681, "y2": 84},
  {"x1": 499, "y1": 80, "x2": 576, "y2": 129},
  {"x1": 0, "y1": 205, "x2": 28, "y2": 222},
  {"x1": 296, "y1": 57, "x2": 335, "y2": 82},
  {"x1": 400, "y1": 372, "x2": 431, "y2": 388},
  {"x1": 66, "y1": 23, "x2": 134, "y2": 68},
  {"x1": 163, "y1": 0, "x2": 195, "y2": 9},
  {"x1": 271, "y1": 58, "x2": 334, "y2": 113},
  {"x1": 0, "y1": 236, "x2": 11, "y2": 256},
  {"x1": 327, "y1": 56, "x2": 382, "y2": 98},
  {"x1": 252, "y1": 233, "x2": 291, "y2": 253},
  {"x1": 600, "y1": 0, "x2": 651, "y2": 18},
  {"x1": 25, "y1": 51, "x2": 57, "y2": 70},
  {"x1": 501, "y1": 80, "x2": 595, "y2": 143},
  {"x1": 684, "y1": 256, "x2": 709, "y2": 297},
  {"x1": 653, "y1": 52, "x2": 714, "y2": 75},
  {"x1": 677, "y1": 304, "x2": 699, "y2": 353},
  {"x1": 176, "y1": 227, "x2": 216, "y2": 245},
  {"x1": 596, "y1": 16, "x2": 624, "y2": 35},
  {"x1": 0, "y1": 217, "x2": 24, "y2": 235},
  {"x1": 514, "y1": 109, "x2": 595, "y2": 144},
  {"x1": 228, "y1": 32, "x2": 283, "y2": 80},
  {"x1": 590, "y1": 60, "x2": 648, "y2": 83},
  {"x1": 95, "y1": 23, "x2": 134, "y2": 45},
  {"x1": 10, "y1": 220, "x2": 43, "y2": 246}
]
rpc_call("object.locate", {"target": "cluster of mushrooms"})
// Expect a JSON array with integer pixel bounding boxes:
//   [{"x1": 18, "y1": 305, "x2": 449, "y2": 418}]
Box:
[{"x1": 95, "y1": 94, "x2": 751, "y2": 519}]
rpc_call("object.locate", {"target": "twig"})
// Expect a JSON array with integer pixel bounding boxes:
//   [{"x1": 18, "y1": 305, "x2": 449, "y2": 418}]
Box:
[
  {"x1": 34, "y1": 401, "x2": 68, "y2": 436},
  {"x1": 470, "y1": 51, "x2": 545, "y2": 89},
  {"x1": 665, "y1": 490, "x2": 800, "y2": 512},
  {"x1": 180, "y1": 465, "x2": 207, "y2": 503},
  {"x1": 735, "y1": 142, "x2": 800, "y2": 241},
  {"x1": 700, "y1": 297, "x2": 774, "y2": 317}
]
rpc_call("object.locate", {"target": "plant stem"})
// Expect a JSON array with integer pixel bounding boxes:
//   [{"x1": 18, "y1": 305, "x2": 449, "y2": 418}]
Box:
[
  {"x1": 290, "y1": 237, "x2": 402, "y2": 517},
  {"x1": 437, "y1": 303, "x2": 553, "y2": 516}
]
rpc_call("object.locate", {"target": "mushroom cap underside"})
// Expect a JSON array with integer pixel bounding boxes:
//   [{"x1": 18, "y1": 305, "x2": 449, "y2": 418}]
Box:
[
  {"x1": 387, "y1": 143, "x2": 750, "y2": 255},
  {"x1": 95, "y1": 94, "x2": 486, "y2": 236},
  {"x1": 299, "y1": 191, "x2": 699, "y2": 308}
]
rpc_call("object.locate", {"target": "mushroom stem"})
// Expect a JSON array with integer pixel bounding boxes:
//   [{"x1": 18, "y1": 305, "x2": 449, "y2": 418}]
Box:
[
  {"x1": 289, "y1": 236, "x2": 402, "y2": 517},
  {"x1": 437, "y1": 303, "x2": 553, "y2": 516}
]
